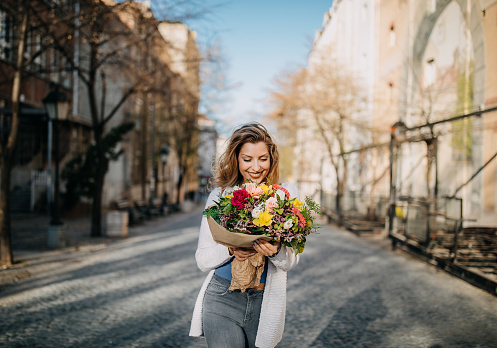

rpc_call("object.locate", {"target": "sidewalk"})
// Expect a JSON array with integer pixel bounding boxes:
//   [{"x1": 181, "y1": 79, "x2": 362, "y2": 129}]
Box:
[
  {"x1": 1, "y1": 205, "x2": 204, "y2": 288},
  {"x1": 10, "y1": 213, "x2": 105, "y2": 252}
]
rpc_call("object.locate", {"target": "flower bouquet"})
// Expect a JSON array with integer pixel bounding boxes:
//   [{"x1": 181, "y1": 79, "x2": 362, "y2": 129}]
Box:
[{"x1": 204, "y1": 182, "x2": 320, "y2": 291}]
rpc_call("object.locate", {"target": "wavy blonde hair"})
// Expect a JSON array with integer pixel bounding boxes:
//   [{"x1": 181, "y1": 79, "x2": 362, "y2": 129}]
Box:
[{"x1": 212, "y1": 122, "x2": 280, "y2": 190}]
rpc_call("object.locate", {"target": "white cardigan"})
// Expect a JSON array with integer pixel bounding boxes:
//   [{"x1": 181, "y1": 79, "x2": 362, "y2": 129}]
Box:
[{"x1": 189, "y1": 183, "x2": 300, "y2": 348}]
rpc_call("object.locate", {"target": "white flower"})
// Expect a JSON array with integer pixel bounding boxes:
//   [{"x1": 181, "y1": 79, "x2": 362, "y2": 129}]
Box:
[
  {"x1": 283, "y1": 219, "x2": 293, "y2": 229},
  {"x1": 275, "y1": 189, "x2": 286, "y2": 200},
  {"x1": 252, "y1": 206, "x2": 264, "y2": 218}
]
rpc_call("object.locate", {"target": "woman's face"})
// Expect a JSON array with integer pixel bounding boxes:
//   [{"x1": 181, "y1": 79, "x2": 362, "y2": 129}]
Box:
[{"x1": 238, "y1": 141, "x2": 271, "y2": 184}]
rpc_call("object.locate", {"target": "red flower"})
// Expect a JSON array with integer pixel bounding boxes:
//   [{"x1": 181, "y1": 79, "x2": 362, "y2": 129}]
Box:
[
  {"x1": 231, "y1": 189, "x2": 250, "y2": 209},
  {"x1": 292, "y1": 207, "x2": 307, "y2": 228}
]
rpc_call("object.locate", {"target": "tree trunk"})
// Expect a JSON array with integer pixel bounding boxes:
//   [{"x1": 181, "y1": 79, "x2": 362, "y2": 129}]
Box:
[
  {"x1": 89, "y1": 117, "x2": 106, "y2": 237},
  {"x1": 335, "y1": 172, "x2": 342, "y2": 226},
  {"x1": 426, "y1": 139, "x2": 434, "y2": 198},
  {"x1": 91, "y1": 155, "x2": 105, "y2": 237},
  {"x1": 0, "y1": 5, "x2": 28, "y2": 266},
  {"x1": 0, "y1": 158, "x2": 13, "y2": 267},
  {"x1": 88, "y1": 39, "x2": 104, "y2": 237}
]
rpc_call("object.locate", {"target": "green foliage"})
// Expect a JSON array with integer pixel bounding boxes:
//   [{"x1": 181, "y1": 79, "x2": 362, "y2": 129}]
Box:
[
  {"x1": 290, "y1": 237, "x2": 305, "y2": 254},
  {"x1": 299, "y1": 196, "x2": 322, "y2": 224},
  {"x1": 305, "y1": 196, "x2": 321, "y2": 214},
  {"x1": 223, "y1": 204, "x2": 233, "y2": 214},
  {"x1": 61, "y1": 122, "x2": 134, "y2": 208},
  {"x1": 203, "y1": 205, "x2": 221, "y2": 223},
  {"x1": 451, "y1": 61, "x2": 474, "y2": 160}
]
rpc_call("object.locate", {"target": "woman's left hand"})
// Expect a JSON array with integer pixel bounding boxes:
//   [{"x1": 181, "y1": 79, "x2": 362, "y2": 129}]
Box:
[{"x1": 253, "y1": 238, "x2": 281, "y2": 257}]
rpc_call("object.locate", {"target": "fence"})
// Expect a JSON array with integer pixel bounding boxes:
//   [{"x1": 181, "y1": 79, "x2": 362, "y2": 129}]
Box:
[
  {"x1": 320, "y1": 191, "x2": 388, "y2": 233},
  {"x1": 321, "y1": 191, "x2": 388, "y2": 219},
  {"x1": 0, "y1": 169, "x2": 49, "y2": 212},
  {"x1": 31, "y1": 170, "x2": 49, "y2": 212},
  {"x1": 390, "y1": 196, "x2": 497, "y2": 294},
  {"x1": 393, "y1": 196, "x2": 462, "y2": 246}
]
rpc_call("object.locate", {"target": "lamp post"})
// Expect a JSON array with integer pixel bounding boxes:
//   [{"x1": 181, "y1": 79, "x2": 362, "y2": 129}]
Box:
[
  {"x1": 149, "y1": 103, "x2": 156, "y2": 208},
  {"x1": 160, "y1": 145, "x2": 170, "y2": 207},
  {"x1": 388, "y1": 121, "x2": 407, "y2": 240},
  {"x1": 43, "y1": 85, "x2": 69, "y2": 248}
]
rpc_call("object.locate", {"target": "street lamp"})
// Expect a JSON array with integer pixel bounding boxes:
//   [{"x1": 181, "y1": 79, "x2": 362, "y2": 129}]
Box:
[
  {"x1": 149, "y1": 103, "x2": 156, "y2": 208},
  {"x1": 43, "y1": 85, "x2": 69, "y2": 248},
  {"x1": 160, "y1": 145, "x2": 170, "y2": 206},
  {"x1": 391, "y1": 121, "x2": 407, "y2": 142},
  {"x1": 388, "y1": 120, "x2": 408, "y2": 240}
]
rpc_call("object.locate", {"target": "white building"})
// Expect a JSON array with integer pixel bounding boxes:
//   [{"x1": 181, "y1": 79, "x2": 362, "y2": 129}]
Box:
[{"x1": 295, "y1": 0, "x2": 376, "y2": 205}]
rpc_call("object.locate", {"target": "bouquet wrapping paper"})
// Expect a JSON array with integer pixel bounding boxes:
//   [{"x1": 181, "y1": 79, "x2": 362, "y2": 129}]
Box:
[
  {"x1": 207, "y1": 216, "x2": 272, "y2": 248},
  {"x1": 208, "y1": 216, "x2": 269, "y2": 291}
]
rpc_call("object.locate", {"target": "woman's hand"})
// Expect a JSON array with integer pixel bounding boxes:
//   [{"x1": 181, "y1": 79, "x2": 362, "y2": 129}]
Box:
[
  {"x1": 253, "y1": 239, "x2": 281, "y2": 257},
  {"x1": 230, "y1": 247, "x2": 257, "y2": 261}
]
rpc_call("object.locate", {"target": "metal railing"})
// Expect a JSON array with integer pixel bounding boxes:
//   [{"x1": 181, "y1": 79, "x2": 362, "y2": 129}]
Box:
[{"x1": 321, "y1": 191, "x2": 388, "y2": 220}]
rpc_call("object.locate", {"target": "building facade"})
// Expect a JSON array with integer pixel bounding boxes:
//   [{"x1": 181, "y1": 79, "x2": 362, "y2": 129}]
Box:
[
  {"x1": 0, "y1": 0, "x2": 201, "y2": 215},
  {"x1": 293, "y1": 0, "x2": 497, "y2": 224}
]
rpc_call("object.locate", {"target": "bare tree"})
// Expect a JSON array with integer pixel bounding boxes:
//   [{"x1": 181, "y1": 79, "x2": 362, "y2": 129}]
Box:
[
  {"x1": 268, "y1": 58, "x2": 366, "y2": 219},
  {"x1": 0, "y1": 0, "x2": 76, "y2": 266},
  {"x1": 52, "y1": 0, "x2": 203, "y2": 236},
  {"x1": 169, "y1": 98, "x2": 199, "y2": 205},
  {"x1": 0, "y1": 1, "x2": 29, "y2": 267}
]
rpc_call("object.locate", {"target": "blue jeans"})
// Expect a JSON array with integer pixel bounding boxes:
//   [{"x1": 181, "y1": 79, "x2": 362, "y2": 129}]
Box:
[{"x1": 203, "y1": 274, "x2": 264, "y2": 348}]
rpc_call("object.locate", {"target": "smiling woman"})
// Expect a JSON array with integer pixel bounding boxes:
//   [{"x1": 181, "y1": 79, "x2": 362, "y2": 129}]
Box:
[
  {"x1": 190, "y1": 122, "x2": 301, "y2": 348},
  {"x1": 212, "y1": 122, "x2": 280, "y2": 189}
]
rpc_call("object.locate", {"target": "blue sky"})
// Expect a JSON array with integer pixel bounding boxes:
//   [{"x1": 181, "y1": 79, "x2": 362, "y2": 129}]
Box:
[{"x1": 185, "y1": 1, "x2": 333, "y2": 133}]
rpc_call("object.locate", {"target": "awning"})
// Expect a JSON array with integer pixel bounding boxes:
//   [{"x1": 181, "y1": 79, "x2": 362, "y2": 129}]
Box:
[{"x1": 0, "y1": 105, "x2": 47, "y2": 117}]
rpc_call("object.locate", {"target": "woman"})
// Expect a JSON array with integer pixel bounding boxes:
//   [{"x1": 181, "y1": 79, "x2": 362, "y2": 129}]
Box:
[{"x1": 190, "y1": 122, "x2": 300, "y2": 348}]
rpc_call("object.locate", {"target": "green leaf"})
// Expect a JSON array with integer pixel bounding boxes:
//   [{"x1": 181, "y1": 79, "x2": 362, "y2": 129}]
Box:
[{"x1": 223, "y1": 205, "x2": 233, "y2": 214}]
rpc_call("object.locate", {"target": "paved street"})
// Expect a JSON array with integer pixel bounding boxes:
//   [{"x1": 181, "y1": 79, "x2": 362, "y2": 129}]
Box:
[{"x1": 1, "y1": 205, "x2": 496, "y2": 348}]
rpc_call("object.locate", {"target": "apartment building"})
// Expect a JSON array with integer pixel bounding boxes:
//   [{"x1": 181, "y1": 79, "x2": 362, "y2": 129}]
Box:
[
  {"x1": 297, "y1": 0, "x2": 497, "y2": 223},
  {"x1": 0, "y1": 0, "x2": 201, "y2": 215}
]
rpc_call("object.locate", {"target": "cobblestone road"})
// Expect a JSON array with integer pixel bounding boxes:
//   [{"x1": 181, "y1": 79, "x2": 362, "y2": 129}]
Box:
[{"x1": 1, "y1": 206, "x2": 496, "y2": 348}]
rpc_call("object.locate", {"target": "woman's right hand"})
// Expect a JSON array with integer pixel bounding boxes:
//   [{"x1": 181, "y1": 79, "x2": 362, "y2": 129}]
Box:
[{"x1": 229, "y1": 247, "x2": 257, "y2": 261}]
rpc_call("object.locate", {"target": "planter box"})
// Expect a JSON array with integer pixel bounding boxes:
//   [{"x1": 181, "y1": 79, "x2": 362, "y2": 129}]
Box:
[{"x1": 106, "y1": 211, "x2": 129, "y2": 238}]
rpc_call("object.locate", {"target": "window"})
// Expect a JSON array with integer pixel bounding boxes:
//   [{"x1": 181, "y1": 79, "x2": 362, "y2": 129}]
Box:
[
  {"x1": 61, "y1": 58, "x2": 72, "y2": 88},
  {"x1": 24, "y1": 31, "x2": 31, "y2": 63},
  {"x1": 40, "y1": 37, "x2": 49, "y2": 77},
  {"x1": 389, "y1": 24, "x2": 396, "y2": 47},
  {"x1": 428, "y1": 0, "x2": 436, "y2": 14},
  {"x1": 14, "y1": 122, "x2": 43, "y2": 166},
  {"x1": 33, "y1": 33, "x2": 42, "y2": 71},
  {"x1": 388, "y1": 82, "x2": 394, "y2": 103},
  {"x1": 424, "y1": 59, "x2": 436, "y2": 87},
  {"x1": 51, "y1": 48, "x2": 61, "y2": 83},
  {"x1": 0, "y1": 9, "x2": 14, "y2": 61},
  {"x1": 50, "y1": 0, "x2": 73, "y2": 11}
]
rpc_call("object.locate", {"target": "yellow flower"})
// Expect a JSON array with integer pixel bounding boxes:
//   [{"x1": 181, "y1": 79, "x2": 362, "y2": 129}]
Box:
[
  {"x1": 292, "y1": 199, "x2": 303, "y2": 210},
  {"x1": 254, "y1": 210, "x2": 272, "y2": 226},
  {"x1": 225, "y1": 194, "x2": 232, "y2": 199},
  {"x1": 260, "y1": 184, "x2": 271, "y2": 195}
]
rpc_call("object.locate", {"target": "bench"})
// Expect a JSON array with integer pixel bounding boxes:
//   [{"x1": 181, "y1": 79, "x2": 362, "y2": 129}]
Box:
[
  {"x1": 113, "y1": 199, "x2": 145, "y2": 225},
  {"x1": 134, "y1": 199, "x2": 149, "y2": 220},
  {"x1": 148, "y1": 197, "x2": 164, "y2": 217}
]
